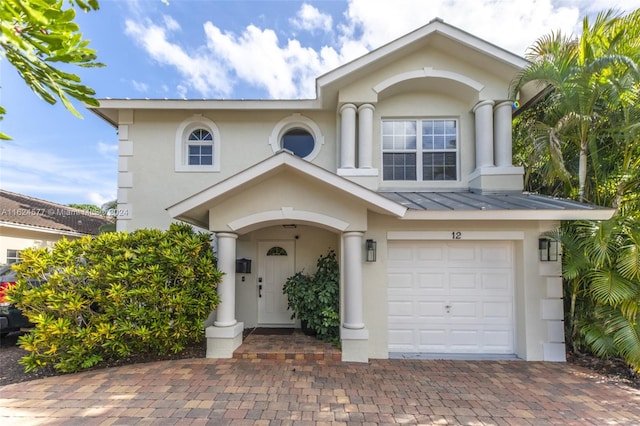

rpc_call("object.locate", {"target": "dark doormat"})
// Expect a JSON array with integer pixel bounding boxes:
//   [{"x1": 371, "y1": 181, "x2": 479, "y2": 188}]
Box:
[{"x1": 245, "y1": 327, "x2": 295, "y2": 336}]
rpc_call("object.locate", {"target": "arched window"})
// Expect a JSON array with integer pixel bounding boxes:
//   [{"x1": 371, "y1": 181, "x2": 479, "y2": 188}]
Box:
[
  {"x1": 269, "y1": 113, "x2": 324, "y2": 161},
  {"x1": 175, "y1": 115, "x2": 221, "y2": 172},
  {"x1": 267, "y1": 246, "x2": 288, "y2": 256},
  {"x1": 187, "y1": 129, "x2": 213, "y2": 165}
]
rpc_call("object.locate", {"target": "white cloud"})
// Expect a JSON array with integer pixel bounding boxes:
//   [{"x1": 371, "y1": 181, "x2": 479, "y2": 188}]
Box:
[
  {"x1": 290, "y1": 3, "x2": 333, "y2": 33},
  {"x1": 342, "y1": 0, "x2": 581, "y2": 56},
  {"x1": 123, "y1": 0, "x2": 634, "y2": 100},
  {"x1": 203, "y1": 23, "x2": 342, "y2": 98},
  {"x1": 131, "y1": 80, "x2": 149, "y2": 93},
  {"x1": 97, "y1": 142, "x2": 118, "y2": 158},
  {"x1": 124, "y1": 17, "x2": 231, "y2": 97}
]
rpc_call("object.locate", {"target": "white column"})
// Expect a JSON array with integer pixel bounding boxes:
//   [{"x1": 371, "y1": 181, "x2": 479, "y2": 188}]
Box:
[
  {"x1": 494, "y1": 100, "x2": 514, "y2": 167},
  {"x1": 214, "y1": 232, "x2": 238, "y2": 327},
  {"x1": 340, "y1": 103, "x2": 357, "y2": 169},
  {"x1": 357, "y1": 104, "x2": 374, "y2": 169},
  {"x1": 343, "y1": 231, "x2": 364, "y2": 329},
  {"x1": 472, "y1": 100, "x2": 495, "y2": 169}
]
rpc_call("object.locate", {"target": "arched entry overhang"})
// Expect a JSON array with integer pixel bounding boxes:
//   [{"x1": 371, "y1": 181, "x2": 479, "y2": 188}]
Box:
[{"x1": 166, "y1": 151, "x2": 406, "y2": 362}]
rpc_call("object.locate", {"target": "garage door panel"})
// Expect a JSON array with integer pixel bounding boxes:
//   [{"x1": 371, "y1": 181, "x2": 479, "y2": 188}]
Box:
[
  {"x1": 450, "y1": 329, "x2": 481, "y2": 350},
  {"x1": 449, "y1": 273, "x2": 477, "y2": 290},
  {"x1": 388, "y1": 241, "x2": 515, "y2": 355},
  {"x1": 482, "y1": 301, "x2": 512, "y2": 319},
  {"x1": 481, "y1": 246, "x2": 512, "y2": 263},
  {"x1": 389, "y1": 329, "x2": 415, "y2": 350},
  {"x1": 418, "y1": 272, "x2": 447, "y2": 290},
  {"x1": 449, "y1": 302, "x2": 478, "y2": 319},
  {"x1": 482, "y1": 272, "x2": 512, "y2": 290},
  {"x1": 418, "y1": 301, "x2": 446, "y2": 318},
  {"x1": 388, "y1": 300, "x2": 414, "y2": 317},
  {"x1": 419, "y1": 330, "x2": 447, "y2": 352},
  {"x1": 388, "y1": 272, "x2": 413, "y2": 289},
  {"x1": 483, "y1": 330, "x2": 513, "y2": 352},
  {"x1": 447, "y1": 246, "x2": 476, "y2": 262},
  {"x1": 417, "y1": 246, "x2": 445, "y2": 261},
  {"x1": 388, "y1": 246, "x2": 414, "y2": 262}
]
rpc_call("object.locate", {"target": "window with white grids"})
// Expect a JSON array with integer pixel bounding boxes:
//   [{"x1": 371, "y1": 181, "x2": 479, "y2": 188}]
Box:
[
  {"x1": 6, "y1": 249, "x2": 20, "y2": 264},
  {"x1": 187, "y1": 129, "x2": 213, "y2": 166},
  {"x1": 175, "y1": 116, "x2": 221, "y2": 172},
  {"x1": 382, "y1": 119, "x2": 458, "y2": 181}
]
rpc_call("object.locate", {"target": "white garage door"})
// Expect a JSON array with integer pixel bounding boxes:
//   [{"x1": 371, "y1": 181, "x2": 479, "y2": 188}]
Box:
[{"x1": 388, "y1": 240, "x2": 514, "y2": 354}]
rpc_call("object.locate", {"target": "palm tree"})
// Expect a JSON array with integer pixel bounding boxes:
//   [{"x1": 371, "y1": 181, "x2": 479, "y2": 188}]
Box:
[
  {"x1": 510, "y1": 9, "x2": 640, "y2": 203},
  {"x1": 560, "y1": 218, "x2": 640, "y2": 370},
  {"x1": 512, "y1": 8, "x2": 640, "y2": 369}
]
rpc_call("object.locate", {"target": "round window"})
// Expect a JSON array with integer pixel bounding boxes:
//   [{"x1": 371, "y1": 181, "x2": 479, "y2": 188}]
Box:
[{"x1": 281, "y1": 128, "x2": 315, "y2": 158}]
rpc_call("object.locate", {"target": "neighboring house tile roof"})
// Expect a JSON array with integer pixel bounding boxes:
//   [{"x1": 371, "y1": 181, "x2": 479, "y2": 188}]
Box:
[{"x1": 0, "y1": 190, "x2": 114, "y2": 235}]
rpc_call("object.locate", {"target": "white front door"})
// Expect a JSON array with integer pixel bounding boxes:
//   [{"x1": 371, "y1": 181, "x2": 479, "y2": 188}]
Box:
[
  {"x1": 258, "y1": 241, "x2": 296, "y2": 325},
  {"x1": 387, "y1": 240, "x2": 515, "y2": 354}
]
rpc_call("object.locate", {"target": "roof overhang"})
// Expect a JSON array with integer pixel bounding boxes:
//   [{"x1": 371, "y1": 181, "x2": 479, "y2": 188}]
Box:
[
  {"x1": 88, "y1": 99, "x2": 321, "y2": 128},
  {"x1": 167, "y1": 151, "x2": 407, "y2": 230},
  {"x1": 0, "y1": 221, "x2": 88, "y2": 237}
]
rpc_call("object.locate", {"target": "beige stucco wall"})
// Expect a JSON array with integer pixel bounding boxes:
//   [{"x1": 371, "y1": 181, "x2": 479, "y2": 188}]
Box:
[
  {"x1": 207, "y1": 171, "x2": 369, "y2": 233},
  {"x1": 338, "y1": 47, "x2": 510, "y2": 105},
  {"x1": 0, "y1": 227, "x2": 80, "y2": 264},
  {"x1": 118, "y1": 109, "x2": 337, "y2": 231}
]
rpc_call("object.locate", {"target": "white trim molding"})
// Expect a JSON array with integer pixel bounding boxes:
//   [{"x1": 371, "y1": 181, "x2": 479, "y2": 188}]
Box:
[
  {"x1": 374, "y1": 67, "x2": 484, "y2": 95},
  {"x1": 175, "y1": 114, "x2": 221, "y2": 172},
  {"x1": 268, "y1": 113, "x2": 324, "y2": 161},
  {"x1": 387, "y1": 231, "x2": 525, "y2": 240},
  {"x1": 228, "y1": 208, "x2": 350, "y2": 233}
]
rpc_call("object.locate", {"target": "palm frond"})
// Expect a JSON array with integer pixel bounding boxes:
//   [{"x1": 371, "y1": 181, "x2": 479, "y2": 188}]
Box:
[{"x1": 587, "y1": 268, "x2": 638, "y2": 305}]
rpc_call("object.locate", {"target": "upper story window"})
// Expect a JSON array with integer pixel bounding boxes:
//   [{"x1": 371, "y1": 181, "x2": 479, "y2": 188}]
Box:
[
  {"x1": 281, "y1": 128, "x2": 314, "y2": 158},
  {"x1": 188, "y1": 129, "x2": 213, "y2": 166},
  {"x1": 175, "y1": 115, "x2": 221, "y2": 172},
  {"x1": 269, "y1": 113, "x2": 324, "y2": 161},
  {"x1": 382, "y1": 119, "x2": 458, "y2": 181}
]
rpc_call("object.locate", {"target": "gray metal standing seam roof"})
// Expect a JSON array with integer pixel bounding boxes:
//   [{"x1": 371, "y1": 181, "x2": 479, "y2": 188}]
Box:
[{"x1": 378, "y1": 192, "x2": 608, "y2": 212}]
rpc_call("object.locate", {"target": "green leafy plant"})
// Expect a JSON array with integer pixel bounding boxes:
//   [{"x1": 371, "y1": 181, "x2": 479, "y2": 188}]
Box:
[
  {"x1": 1, "y1": 0, "x2": 104, "y2": 139},
  {"x1": 283, "y1": 250, "x2": 340, "y2": 345},
  {"x1": 6, "y1": 223, "x2": 221, "y2": 373}
]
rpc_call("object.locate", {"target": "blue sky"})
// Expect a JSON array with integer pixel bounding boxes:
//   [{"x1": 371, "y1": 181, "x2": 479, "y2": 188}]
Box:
[{"x1": 1, "y1": 0, "x2": 639, "y2": 207}]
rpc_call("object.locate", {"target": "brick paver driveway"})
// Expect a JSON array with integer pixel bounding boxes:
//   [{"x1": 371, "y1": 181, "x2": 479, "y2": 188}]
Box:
[{"x1": 1, "y1": 358, "x2": 640, "y2": 425}]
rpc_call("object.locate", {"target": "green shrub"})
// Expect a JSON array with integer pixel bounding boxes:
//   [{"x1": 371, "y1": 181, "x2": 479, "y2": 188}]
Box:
[
  {"x1": 7, "y1": 223, "x2": 221, "y2": 373},
  {"x1": 283, "y1": 250, "x2": 340, "y2": 345}
]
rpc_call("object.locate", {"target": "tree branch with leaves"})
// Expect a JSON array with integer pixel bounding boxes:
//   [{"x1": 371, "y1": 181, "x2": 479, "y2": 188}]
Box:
[{"x1": 0, "y1": 0, "x2": 103, "y2": 140}]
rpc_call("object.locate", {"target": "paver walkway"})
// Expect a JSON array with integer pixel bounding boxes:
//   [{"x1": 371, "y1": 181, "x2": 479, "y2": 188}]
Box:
[{"x1": 1, "y1": 358, "x2": 640, "y2": 425}]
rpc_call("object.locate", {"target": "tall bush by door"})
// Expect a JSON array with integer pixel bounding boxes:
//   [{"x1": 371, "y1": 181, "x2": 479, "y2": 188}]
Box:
[
  {"x1": 6, "y1": 223, "x2": 221, "y2": 373},
  {"x1": 283, "y1": 250, "x2": 340, "y2": 345}
]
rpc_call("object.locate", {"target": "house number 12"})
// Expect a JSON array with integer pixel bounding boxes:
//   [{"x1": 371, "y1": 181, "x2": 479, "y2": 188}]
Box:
[{"x1": 452, "y1": 232, "x2": 462, "y2": 240}]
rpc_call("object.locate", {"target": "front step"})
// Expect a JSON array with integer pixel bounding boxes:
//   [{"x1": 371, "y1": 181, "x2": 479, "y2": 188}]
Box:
[{"x1": 233, "y1": 330, "x2": 341, "y2": 361}]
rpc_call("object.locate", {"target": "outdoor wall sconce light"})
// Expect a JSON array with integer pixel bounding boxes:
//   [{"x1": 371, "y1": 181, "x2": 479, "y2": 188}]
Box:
[
  {"x1": 366, "y1": 239, "x2": 377, "y2": 262},
  {"x1": 235, "y1": 258, "x2": 252, "y2": 274},
  {"x1": 538, "y1": 237, "x2": 559, "y2": 262}
]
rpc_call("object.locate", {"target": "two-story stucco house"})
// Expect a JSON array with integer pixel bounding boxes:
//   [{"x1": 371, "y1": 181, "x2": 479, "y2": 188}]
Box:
[{"x1": 90, "y1": 19, "x2": 613, "y2": 363}]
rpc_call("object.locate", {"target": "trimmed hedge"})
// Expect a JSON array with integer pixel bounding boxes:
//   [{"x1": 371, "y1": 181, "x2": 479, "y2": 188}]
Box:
[{"x1": 7, "y1": 223, "x2": 221, "y2": 373}]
